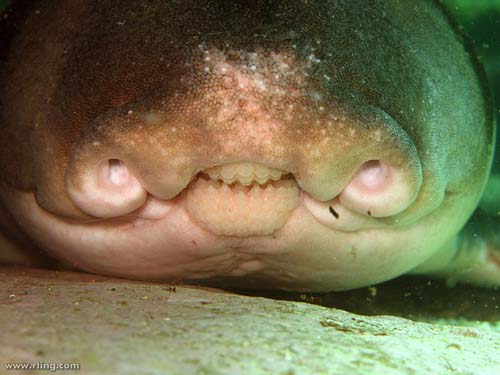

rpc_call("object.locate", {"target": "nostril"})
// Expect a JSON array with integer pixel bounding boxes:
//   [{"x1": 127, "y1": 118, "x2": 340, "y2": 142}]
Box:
[
  {"x1": 103, "y1": 159, "x2": 131, "y2": 187},
  {"x1": 355, "y1": 160, "x2": 388, "y2": 191},
  {"x1": 339, "y1": 160, "x2": 418, "y2": 217},
  {"x1": 67, "y1": 158, "x2": 147, "y2": 218}
]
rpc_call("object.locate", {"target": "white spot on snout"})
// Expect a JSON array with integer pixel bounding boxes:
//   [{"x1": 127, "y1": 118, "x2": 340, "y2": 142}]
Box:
[{"x1": 308, "y1": 54, "x2": 321, "y2": 63}]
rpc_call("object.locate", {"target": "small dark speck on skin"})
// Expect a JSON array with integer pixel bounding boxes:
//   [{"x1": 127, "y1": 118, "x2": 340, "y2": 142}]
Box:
[
  {"x1": 367, "y1": 210, "x2": 372, "y2": 216},
  {"x1": 329, "y1": 206, "x2": 339, "y2": 219},
  {"x1": 191, "y1": 240, "x2": 197, "y2": 245}
]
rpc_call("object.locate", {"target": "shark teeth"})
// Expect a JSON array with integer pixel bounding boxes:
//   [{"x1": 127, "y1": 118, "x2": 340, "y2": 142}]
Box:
[
  {"x1": 184, "y1": 176, "x2": 299, "y2": 236},
  {"x1": 202, "y1": 162, "x2": 286, "y2": 186}
]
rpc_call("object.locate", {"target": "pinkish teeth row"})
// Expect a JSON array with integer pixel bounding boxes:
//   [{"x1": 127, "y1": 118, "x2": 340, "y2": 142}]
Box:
[
  {"x1": 202, "y1": 162, "x2": 285, "y2": 185},
  {"x1": 184, "y1": 176, "x2": 299, "y2": 236}
]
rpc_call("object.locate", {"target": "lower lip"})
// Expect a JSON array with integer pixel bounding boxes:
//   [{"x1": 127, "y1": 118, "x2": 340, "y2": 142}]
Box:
[{"x1": 182, "y1": 175, "x2": 300, "y2": 236}]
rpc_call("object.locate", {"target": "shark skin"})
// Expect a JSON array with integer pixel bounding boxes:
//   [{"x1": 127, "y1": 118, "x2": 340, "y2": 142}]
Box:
[{"x1": 0, "y1": 0, "x2": 497, "y2": 292}]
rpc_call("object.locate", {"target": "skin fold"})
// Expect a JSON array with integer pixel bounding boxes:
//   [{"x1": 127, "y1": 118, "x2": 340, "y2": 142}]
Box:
[{"x1": 0, "y1": 0, "x2": 496, "y2": 291}]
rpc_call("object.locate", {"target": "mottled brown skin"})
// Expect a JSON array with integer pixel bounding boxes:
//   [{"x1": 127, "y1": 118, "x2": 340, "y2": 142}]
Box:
[
  {"x1": 0, "y1": 0, "x2": 496, "y2": 290},
  {"x1": 0, "y1": 0, "x2": 492, "y2": 213}
]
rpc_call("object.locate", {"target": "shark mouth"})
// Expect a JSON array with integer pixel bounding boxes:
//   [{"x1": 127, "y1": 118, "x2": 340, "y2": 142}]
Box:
[{"x1": 183, "y1": 162, "x2": 299, "y2": 236}]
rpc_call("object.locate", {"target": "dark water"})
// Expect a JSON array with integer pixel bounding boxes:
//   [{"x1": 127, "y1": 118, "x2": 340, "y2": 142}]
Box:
[{"x1": 445, "y1": 0, "x2": 500, "y2": 173}]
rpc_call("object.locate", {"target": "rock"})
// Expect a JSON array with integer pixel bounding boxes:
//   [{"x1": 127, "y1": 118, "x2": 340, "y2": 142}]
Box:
[{"x1": 1, "y1": 266, "x2": 499, "y2": 375}]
